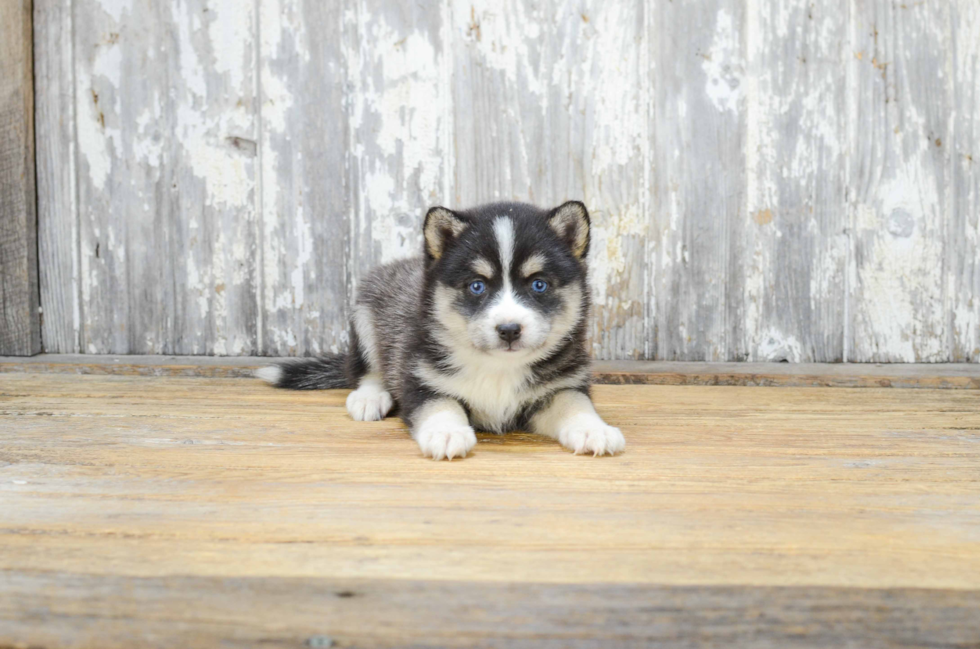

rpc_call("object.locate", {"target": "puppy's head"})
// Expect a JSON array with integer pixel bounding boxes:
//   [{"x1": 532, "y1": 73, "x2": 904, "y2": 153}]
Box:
[{"x1": 423, "y1": 201, "x2": 590, "y2": 360}]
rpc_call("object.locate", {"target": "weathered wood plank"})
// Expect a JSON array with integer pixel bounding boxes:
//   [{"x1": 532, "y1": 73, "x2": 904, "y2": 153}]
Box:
[
  {"x1": 257, "y1": 0, "x2": 349, "y2": 356},
  {"x1": 34, "y1": 0, "x2": 79, "y2": 353},
  {"x1": 847, "y1": 1, "x2": 951, "y2": 362},
  {"x1": 451, "y1": 0, "x2": 649, "y2": 359},
  {"x1": 736, "y1": 0, "x2": 848, "y2": 362},
  {"x1": 345, "y1": 0, "x2": 451, "y2": 293},
  {"x1": 1, "y1": 375, "x2": 979, "y2": 596},
  {"x1": 592, "y1": 360, "x2": 980, "y2": 389},
  {"x1": 167, "y1": 0, "x2": 261, "y2": 356},
  {"x1": 2, "y1": 572, "x2": 979, "y2": 649},
  {"x1": 950, "y1": 1, "x2": 980, "y2": 362},
  {"x1": 651, "y1": 1, "x2": 745, "y2": 361},
  {"x1": 72, "y1": 1, "x2": 160, "y2": 353},
  {"x1": 72, "y1": 0, "x2": 259, "y2": 355},
  {"x1": 0, "y1": 0, "x2": 40, "y2": 356},
  {"x1": 3, "y1": 354, "x2": 980, "y2": 388}
]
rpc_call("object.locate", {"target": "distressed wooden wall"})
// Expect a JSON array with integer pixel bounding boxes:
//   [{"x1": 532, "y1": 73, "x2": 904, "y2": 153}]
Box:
[
  {"x1": 33, "y1": 0, "x2": 980, "y2": 362},
  {"x1": 1, "y1": 0, "x2": 40, "y2": 356}
]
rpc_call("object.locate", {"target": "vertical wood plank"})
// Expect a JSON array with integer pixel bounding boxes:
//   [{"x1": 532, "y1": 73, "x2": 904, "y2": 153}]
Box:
[
  {"x1": 451, "y1": 0, "x2": 649, "y2": 359},
  {"x1": 72, "y1": 0, "x2": 259, "y2": 354},
  {"x1": 847, "y1": 1, "x2": 951, "y2": 362},
  {"x1": 72, "y1": 0, "x2": 131, "y2": 354},
  {"x1": 949, "y1": 1, "x2": 980, "y2": 362},
  {"x1": 34, "y1": 0, "x2": 79, "y2": 353},
  {"x1": 169, "y1": 0, "x2": 260, "y2": 356},
  {"x1": 0, "y1": 0, "x2": 40, "y2": 356},
  {"x1": 651, "y1": 1, "x2": 745, "y2": 361},
  {"x1": 345, "y1": 0, "x2": 452, "y2": 291},
  {"x1": 735, "y1": 0, "x2": 848, "y2": 362},
  {"x1": 258, "y1": 0, "x2": 349, "y2": 356}
]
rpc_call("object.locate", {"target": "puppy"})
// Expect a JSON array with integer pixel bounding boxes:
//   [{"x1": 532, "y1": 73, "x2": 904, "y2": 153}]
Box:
[{"x1": 258, "y1": 201, "x2": 625, "y2": 460}]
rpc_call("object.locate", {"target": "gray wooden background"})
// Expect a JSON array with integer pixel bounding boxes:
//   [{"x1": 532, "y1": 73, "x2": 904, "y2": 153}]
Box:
[{"x1": 33, "y1": 0, "x2": 980, "y2": 362}]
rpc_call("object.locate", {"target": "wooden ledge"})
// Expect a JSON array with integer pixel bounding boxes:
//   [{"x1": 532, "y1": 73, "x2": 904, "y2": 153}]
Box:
[
  {"x1": 1, "y1": 354, "x2": 978, "y2": 388},
  {"x1": 593, "y1": 360, "x2": 980, "y2": 389}
]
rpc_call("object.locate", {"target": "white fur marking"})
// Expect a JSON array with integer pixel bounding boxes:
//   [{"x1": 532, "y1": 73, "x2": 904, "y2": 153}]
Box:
[
  {"x1": 416, "y1": 359, "x2": 589, "y2": 433},
  {"x1": 255, "y1": 366, "x2": 282, "y2": 385},
  {"x1": 346, "y1": 373, "x2": 394, "y2": 421},
  {"x1": 531, "y1": 390, "x2": 625, "y2": 456},
  {"x1": 493, "y1": 217, "x2": 515, "y2": 282},
  {"x1": 413, "y1": 398, "x2": 477, "y2": 460},
  {"x1": 482, "y1": 289, "x2": 548, "y2": 349}
]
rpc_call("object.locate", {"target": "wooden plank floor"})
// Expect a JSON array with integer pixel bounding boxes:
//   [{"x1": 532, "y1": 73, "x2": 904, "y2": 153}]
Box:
[{"x1": 2, "y1": 372, "x2": 980, "y2": 647}]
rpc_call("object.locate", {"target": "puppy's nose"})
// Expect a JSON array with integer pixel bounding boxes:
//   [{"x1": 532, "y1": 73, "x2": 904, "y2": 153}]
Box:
[{"x1": 496, "y1": 323, "x2": 522, "y2": 343}]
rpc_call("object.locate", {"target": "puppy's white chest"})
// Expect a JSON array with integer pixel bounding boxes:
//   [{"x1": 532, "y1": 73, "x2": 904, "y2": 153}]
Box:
[{"x1": 438, "y1": 365, "x2": 531, "y2": 433}]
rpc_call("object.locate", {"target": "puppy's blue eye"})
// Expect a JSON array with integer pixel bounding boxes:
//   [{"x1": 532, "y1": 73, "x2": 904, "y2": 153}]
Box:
[
  {"x1": 468, "y1": 280, "x2": 486, "y2": 295},
  {"x1": 531, "y1": 279, "x2": 549, "y2": 293}
]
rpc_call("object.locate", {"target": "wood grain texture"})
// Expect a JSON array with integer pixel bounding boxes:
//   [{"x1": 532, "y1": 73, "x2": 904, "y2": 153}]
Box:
[
  {"x1": 4, "y1": 354, "x2": 980, "y2": 388},
  {"x1": 258, "y1": 0, "x2": 349, "y2": 356},
  {"x1": 1, "y1": 375, "x2": 979, "y2": 646},
  {"x1": 346, "y1": 0, "x2": 450, "y2": 289},
  {"x1": 34, "y1": 0, "x2": 79, "y2": 353},
  {"x1": 451, "y1": 0, "x2": 649, "y2": 359},
  {"x1": 950, "y1": 1, "x2": 980, "y2": 362},
  {"x1": 30, "y1": 0, "x2": 980, "y2": 362},
  {"x1": 847, "y1": 1, "x2": 951, "y2": 362},
  {"x1": 737, "y1": 0, "x2": 848, "y2": 362},
  {"x1": 0, "y1": 0, "x2": 40, "y2": 356},
  {"x1": 71, "y1": 0, "x2": 260, "y2": 355},
  {"x1": 651, "y1": 0, "x2": 744, "y2": 361},
  {"x1": 3, "y1": 574, "x2": 979, "y2": 649}
]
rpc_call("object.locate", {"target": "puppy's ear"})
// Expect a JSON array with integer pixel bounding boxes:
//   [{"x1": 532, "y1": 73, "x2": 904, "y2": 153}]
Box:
[
  {"x1": 423, "y1": 206, "x2": 468, "y2": 260},
  {"x1": 547, "y1": 201, "x2": 590, "y2": 259}
]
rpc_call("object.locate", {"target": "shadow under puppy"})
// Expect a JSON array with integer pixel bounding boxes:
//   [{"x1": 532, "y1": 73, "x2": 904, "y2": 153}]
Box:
[{"x1": 258, "y1": 201, "x2": 625, "y2": 460}]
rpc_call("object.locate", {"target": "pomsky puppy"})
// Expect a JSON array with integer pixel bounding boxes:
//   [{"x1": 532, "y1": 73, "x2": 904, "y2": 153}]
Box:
[{"x1": 257, "y1": 201, "x2": 625, "y2": 460}]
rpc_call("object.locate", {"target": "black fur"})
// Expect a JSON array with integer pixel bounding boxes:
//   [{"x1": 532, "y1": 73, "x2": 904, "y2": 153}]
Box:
[{"x1": 273, "y1": 355, "x2": 351, "y2": 390}]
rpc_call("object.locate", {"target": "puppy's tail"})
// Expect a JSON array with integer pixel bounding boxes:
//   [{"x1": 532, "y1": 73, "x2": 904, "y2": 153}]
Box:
[{"x1": 255, "y1": 354, "x2": 352, "y2": 390}]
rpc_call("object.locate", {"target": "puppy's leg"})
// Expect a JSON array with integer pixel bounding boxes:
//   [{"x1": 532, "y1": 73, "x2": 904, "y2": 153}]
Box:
[
  {"x1": 530, "y1": 389, "x2": 625, "y2": 456},
  {"x1": 410, "y1": 398, "x2": 477, "y2": 460},
  {"x1": 345, "y1": 305, "x2": 394, "y2": 421},
  {"x1": 346, "y1": 374, "x2": 394, "y2": 421}
]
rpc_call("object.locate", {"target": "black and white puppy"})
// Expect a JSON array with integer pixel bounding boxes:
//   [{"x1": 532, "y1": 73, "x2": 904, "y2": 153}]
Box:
[{"x1": 258, "y1": 201, "x2": 625, "y2": 460}]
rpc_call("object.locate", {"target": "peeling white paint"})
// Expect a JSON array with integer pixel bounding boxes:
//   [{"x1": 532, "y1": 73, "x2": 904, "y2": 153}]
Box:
[
  {"x1": 588, "y1": 205, "x2": 645, "y2": 307},
  {"x1": 757, "y1": 328, "x2": 804, "y2": 362},
  {"x1": 853, "y1": 167, "x2": 946, "y2": 361},
  {"x1": 95, "y1": 0, "x2": 132, "y2": 24},
  {"x1": 45, "y1": 0, "x2": 980, "y2": 361},
  {"x1": 702, "y1": 9, "x2": 744, "y2": 114},
  {"x1": 76, "y1": 33, "x2": 123, "y2": 192},
  {"x1": 207, "y1": 1, "x2": 251, "y2": 93},
  {"x1": 174, "y1": 1, "x2": 207, "y2": 100},
  {"x1": 259, "y1": 0, "x2": 303, "y2": 341},
  {"x1": 348, "y1": 6, "x2": 449, "y2": 269},
  {"x1": 455, "y1": 0, "x2": 546, "y2": 98},
  {"x1": 848, "y1": 0, "x2": 951, "y2": 363}
]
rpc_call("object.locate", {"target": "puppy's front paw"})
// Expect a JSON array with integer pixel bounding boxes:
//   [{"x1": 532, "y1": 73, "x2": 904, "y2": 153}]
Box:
[
  {"x1": 346, "y1": 385, "x2": 394, "y2": 421},
  {"x1": 416, "y1": 425, "x2": 477, "y2": 461},
  {"x1": 558, "y1": 422, "x2": 625, "y2": 456}
]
